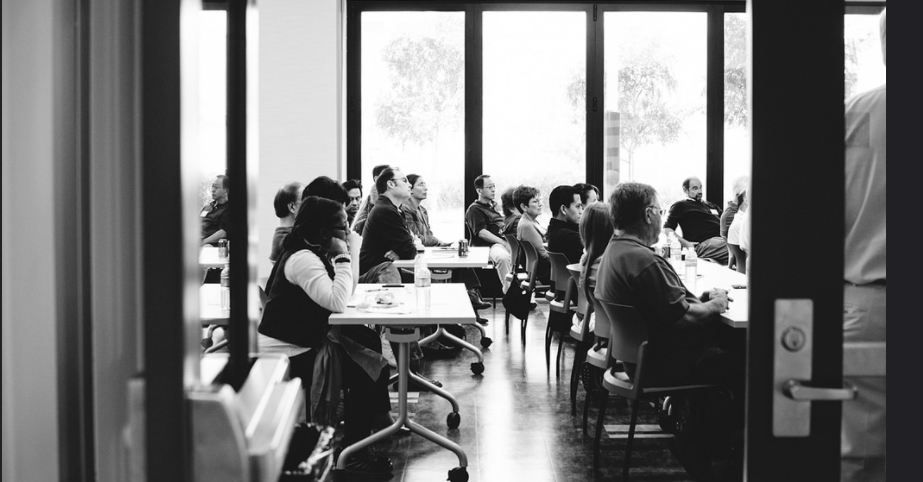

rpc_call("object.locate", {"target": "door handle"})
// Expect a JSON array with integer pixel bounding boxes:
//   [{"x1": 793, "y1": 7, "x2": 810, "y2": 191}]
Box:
[{"x1": 783, "y1": 380, "x2": 857, "y2": 401}]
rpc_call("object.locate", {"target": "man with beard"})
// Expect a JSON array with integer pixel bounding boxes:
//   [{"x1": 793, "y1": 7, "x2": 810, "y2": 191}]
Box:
[{"x1": 663, "y1": 176, "x2": 728, "y2": 265}]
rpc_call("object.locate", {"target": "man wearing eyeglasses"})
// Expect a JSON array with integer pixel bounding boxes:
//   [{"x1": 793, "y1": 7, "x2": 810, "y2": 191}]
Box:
[
  {"x1": 269, "y1": 181, "x2": 305, "y2": 264},
  {"x1": 663, "y1": 176, "x2": 729, "y2": 265},
  {"x1": 358, "y1": 167, "x2": 415, "y2": 283}
]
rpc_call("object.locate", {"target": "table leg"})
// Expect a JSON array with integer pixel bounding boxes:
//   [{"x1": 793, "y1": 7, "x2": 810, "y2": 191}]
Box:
[{"x1": 420, "y1": 325, "x2": 486, "y2": 364}]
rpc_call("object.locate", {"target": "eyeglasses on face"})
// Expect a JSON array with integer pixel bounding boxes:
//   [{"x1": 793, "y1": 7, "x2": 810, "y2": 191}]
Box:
[{"x1": 647, "y1": 205, "x2": 664, "y2": 216}]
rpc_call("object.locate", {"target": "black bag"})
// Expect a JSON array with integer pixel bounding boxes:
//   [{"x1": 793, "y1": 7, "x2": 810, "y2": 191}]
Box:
[{"x1": 502, "y1": 281, "x2": 532, "y2": 320}]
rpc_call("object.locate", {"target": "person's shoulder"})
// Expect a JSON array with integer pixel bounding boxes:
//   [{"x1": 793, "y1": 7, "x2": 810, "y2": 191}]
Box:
[{"x1": 846, "y1": 83, "x2": 886, "y2": 110}]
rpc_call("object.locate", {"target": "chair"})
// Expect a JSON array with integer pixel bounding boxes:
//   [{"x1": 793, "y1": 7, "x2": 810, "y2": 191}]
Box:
[
  {"x1": 546, "y1": 252, "x2": 577, "y2": 377},
  {"x1": 566, "y1": 264, "x2": 593, "y2": 416},
  {"x1": 501, "y1": 234, "x2": 528, "y2": 336},
  {"x1": 584, "y1": 283, "x2": 615, "y2": 439},
  {"x1": 597, "y1": 300, "x2": 729, "y2": 477},
  {"x1": 505, "y1": 238, "x2": 551, "y2": 341}
]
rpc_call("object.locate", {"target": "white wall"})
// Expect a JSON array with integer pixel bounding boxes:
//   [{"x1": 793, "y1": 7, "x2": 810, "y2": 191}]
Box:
[
  {"x1": 2, "y1": 0, "x2": 67, "y2": 480},
  {"x1": 258, "y1": 0, "x2": 345, "y2": 280}
]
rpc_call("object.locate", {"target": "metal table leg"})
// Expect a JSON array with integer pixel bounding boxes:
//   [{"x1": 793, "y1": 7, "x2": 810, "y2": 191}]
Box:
[{"x1": 420, "y1": 325, "x2": 486, "y2": 374}]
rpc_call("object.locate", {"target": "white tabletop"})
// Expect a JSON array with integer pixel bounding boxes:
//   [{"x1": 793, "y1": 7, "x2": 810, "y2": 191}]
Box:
[
  {"x1": 391, "y1": 246, "x2": 491, "y2": 269},
  {"x1": 199, "y1": 246, "x2": 229, "y2": 269},
  {"x1": 690, "y1": 260, "x2": 748, "y2": 329},
  {"x1": 200, "y1": 284, "x2": 229, "y2": 325},
  {"x1": 329, "y1": 283, "x2": 476, "y2": 326}
]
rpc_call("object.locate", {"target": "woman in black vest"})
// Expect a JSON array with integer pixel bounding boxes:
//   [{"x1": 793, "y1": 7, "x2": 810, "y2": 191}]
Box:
[{"x1": 258, "y1": 196, "x2": 393, "y2": 476}]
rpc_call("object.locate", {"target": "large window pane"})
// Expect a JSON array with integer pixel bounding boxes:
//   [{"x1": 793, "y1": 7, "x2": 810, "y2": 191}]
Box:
[
  {"x1": 198, "y1": 10, "x2": 227, "y2": 206},
  {"x1": 603, "y1": 12, "x2": 707, "y2": 210},
  {"x1": 723, "y1": 12, "x2": 750, "y2": 204},
  {"x1": 483, "y1": 11, "x2": 586, "y2": 225},
  {"x1": 361, "y1": 12, "x2": 465, "y2": 241},
  {"x1": 845, "y1": 13, "x2": 886, "y2": 99}
]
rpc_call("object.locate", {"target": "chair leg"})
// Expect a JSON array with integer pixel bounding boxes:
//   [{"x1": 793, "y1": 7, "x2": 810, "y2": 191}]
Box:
[
  {"x1": 504, "y1": 311, "x2": 510, "y2": 335},
  {"x1": 570, "y1": 348, "x2": 585, "y2": 416},
  {"x1": 623, "y1": 398, "x2": 642, "y2": 480},
  {"x1": 593, "y1": 392, "x2": 609, "y2": 470},
  {"x1": 555, "y1": 336, "x2": 565, "y2": 378},
  {"x1": 544, "y1": 323, "x2": 552, "y2": 372}
]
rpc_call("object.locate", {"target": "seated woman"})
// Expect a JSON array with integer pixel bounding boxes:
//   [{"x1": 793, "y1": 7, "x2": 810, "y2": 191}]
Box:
[
  {"x1": 578, "y1": 201, "x2": 615, "y2": 339},
  {"x1": 514, "y1": 185, "x2": 551, "y2": 285},
  {"x1": 257, "y1": 196, "x2": 393, "y2": 477},
  {"x1": 727, "y1": 185, "x2": 750, "y2": 274}
]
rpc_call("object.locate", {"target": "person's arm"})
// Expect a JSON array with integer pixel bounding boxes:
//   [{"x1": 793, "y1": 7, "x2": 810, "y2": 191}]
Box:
[
  {"x1": 663, "y1": 203, "x2": 695, "y2": 249},
  {"x1": 383, "y1": 208, "x2": 417, "y2": 260},
  {"x1": 347, "y1": 230, "x2": 362, "y2": 290},
  {"x1": 202, "y1": 229, "x2": 226, "y2": 246},
  {"x1": 677, "y1": 295, "x2": 728, "y2": 329},
  {"x1": 467, "y1": 206, "x2": 507, "y2": 247},
  {"x1": 728, "y1": 243, "x2": 747, "y2": 274},
  {"x1": 285, "y1": 249, "x2": 353, "y2": 312}
]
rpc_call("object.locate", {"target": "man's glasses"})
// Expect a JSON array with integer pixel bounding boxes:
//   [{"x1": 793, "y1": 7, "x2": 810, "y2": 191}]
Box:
[
  {"x1": 647, "y1": 205, "x2": 664, "y2": 216},
  {"x1": 329, "y1": 225, "x2": 350, "y2": 232}
]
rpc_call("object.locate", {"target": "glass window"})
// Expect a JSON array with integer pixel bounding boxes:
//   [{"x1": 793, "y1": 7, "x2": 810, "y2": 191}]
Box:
[
  {"x1": 603, "y1": 12, "x2": 708, "y2": 211},
  {"x1": 361, "y1": 12, "x2": 465, "y2": 241},
  {"x1": 723, "y1": 12, "x2": 750, "y2": 205},
  {"x1": 845, "y1": 13, "x2": 886, "y2": 100},
  {"x1": 483, "y1": 11, "x2": 586, "y2": 226},
  {"x1": 198, "y1": 10, "x2": 227, "y2": 207}
]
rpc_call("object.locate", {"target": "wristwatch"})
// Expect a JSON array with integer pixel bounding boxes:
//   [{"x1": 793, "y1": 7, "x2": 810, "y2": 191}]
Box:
[{"x1": 332, "y1": 254, "x2": 351, "y2": 264}]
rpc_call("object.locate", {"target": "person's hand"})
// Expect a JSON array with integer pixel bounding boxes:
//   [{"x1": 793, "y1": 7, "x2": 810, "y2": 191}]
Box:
[
  {"x1": 710, "y1": 289, "x2": 729, "y2": 312},
  {"x1": 328, "y1": 237, "x2": 349, "y2": 256},
  {"x1": 384, "y1": 250, "x2": 398, "y2": 261}
]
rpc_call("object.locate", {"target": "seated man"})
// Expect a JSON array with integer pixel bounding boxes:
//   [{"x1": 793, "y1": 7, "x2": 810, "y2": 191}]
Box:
[
  {"x1": 514, "y1": 185, "x2": 550, "y2": 285},
  {"x1": 269, "y1": 181, "x2": 305, "y2": 264},
  {"x1": 663, "y1": 176, "x2": 729, "y2": 265},
  {"x1": 401, "y1": 174, "x2": 491, "y2": 316},
  {"x1": 358, "y1": 167, "x2": 415, "y2": 284},
  {"x1": 342, "y1": 178, "x2": 363, "y2": 226},
  {"x1": 465, "y1": 175, "x2": 513, "y2": 293},
  {"x1": 595, "y1": 182, "x2": 742, "y2": 480},
  {"x1": 201, "y1": 174, "x2": 232, "y2": 246},
  {"x1": 546, "y1": 184, "x2": 585, "y2": 265},
  {"x1": 351, "y1": 164, "x2": 390, "y2": 235},
  {"x1": 573, "y1": 182, "x2": 600, "y2": 206}
]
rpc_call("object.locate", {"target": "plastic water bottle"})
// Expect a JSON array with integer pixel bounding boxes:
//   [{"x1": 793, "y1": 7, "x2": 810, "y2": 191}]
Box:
[
  {"x1": 662, "y1": 234, "x2": 672, "y2": 260},
  {"x1": 414, "y1": 249, "x2": 431, "y2": 310},
  {"x1": 685, "y1": 249, "x2": 698, "y2": 291},
  {"x1": 670, "y1": 236, "x2": 683, "y2": 273},
  {"x1": 220, "y1": 265, "x2": 231, "y2": 311}
]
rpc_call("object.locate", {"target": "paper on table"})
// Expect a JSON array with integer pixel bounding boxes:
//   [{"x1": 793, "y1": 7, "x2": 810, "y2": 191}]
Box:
[{"x1": 356, "y1": 301, "x2": 415, "y2": 315}]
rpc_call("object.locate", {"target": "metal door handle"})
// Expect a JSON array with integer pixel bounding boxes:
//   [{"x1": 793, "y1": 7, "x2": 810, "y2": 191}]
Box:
[{"x1": 783, "y1": 380, "x2": 857, "y2": 401}]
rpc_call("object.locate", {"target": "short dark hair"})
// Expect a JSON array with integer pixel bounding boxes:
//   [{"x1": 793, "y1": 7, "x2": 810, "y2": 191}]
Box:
[
  {"x1": 375, "y1": 167, "x2": 400, "y2": 194},
  {"x1": 304, "y1": 175, "x2": 349, "y2": 205},
  {"x1": 549, "y1": 185, "x2": 579, "y2": 217},
  {"x1": 273, "y1": 181, "x2": 304, "y2": 218},
  {"x1": 216, "y1": 174, "x2": 230, "y2": 190},
  {"x1": 372, "y1": 164, "x2": 390, "y2": 179},
  {"x1": 573, "y1": 183, "x2": 600, "y2": 206},
  {"x1": 500, "y1": 187, "x2": 517, "y2": 217},
  {"x1": 682, "y1": 177, "x2": 700, "y2": 191},
  {"x1": 474, "y1": 174, "x2": 491, "y2": 190},
  {"x1": 342, "y1": 178, "x2": 362, "y2": 194},
  {"x1": 407, "y1": 174, "x2": 421, "y2": 188},
  {"x1": 609, "y1": 182, "x2": 657, "y2": 230},
  {"x1": 513, "y1": 185, "x2": 540, "y2": 212}
]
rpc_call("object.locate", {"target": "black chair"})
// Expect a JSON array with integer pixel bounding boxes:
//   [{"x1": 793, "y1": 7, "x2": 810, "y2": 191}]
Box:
[
  {"x1": 566, "y1": 264, "x2": 593, "y2": 417},
  {"x1": 545, "y1": 251, "x2": 577, "y2": 377},
  {"x1": 501, "y1": 233, "x2": 529, "y2": 336},
  {"x1": 597, "y1": 300, "x2": 729, "y2": 477},
  {"x1": 505, "y1": 238, "x2": 550, "y2": 341}
]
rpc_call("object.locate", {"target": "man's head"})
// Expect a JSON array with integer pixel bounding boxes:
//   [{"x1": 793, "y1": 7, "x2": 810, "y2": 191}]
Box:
[
  {"x1": 682, "y1": 177, "x2": 703, "y2": 202},
  {"x1": 609, "y1": 182, "x2": 661, "y2": 245},
  {"x1": 500, "y1": 187, "x2": 518, "y2": 217},
  {"x1": 372, "y1": 164, "x2": 390, "y2": 180},
  {"x1": 407, "y1": 174, "x2": 428, "y2": 202},
  {"x1": 573, "y1": 183, "x2": 600, "y2": 206},
  {"x1": 376, "y1": 167, "x2": 411, "y2": 200},
  {"x1": 273, "y1": 181, "x2": 305, "y2": 218},
  {"x1": 211, "y1": 175, "x2": 230, "y2": 203},
  {"x1": 474, "y1": 175, "x2": 496, "y2": 202},
  {"x1": 342, "y1": 179, "x2": 363, "y2": 216},
  {"x1": 550, "y1": 185, "x2": 584, "y2": 224},
  {"x1": 304, "y1": 175, "x2": 349, "y2": 205},
  {"x1": 513, "y1": 185, "x2": 542, "y2": 217},
  {"x1": 880, "y1": 8, "x2": 886, "y2": 66}
]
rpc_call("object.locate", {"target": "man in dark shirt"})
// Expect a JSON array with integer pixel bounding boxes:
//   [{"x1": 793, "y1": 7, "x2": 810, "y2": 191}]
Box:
[
  {"x1": 546, "y1": 184, "x2": 585, "y2": 264},
  {"x1": 595, "y1": 182, "x2": 741, "y2": 479},
  {"x1": 663, "y1": 176, "x2": 728, "y2": 265},
  {"x1": 358, "y1": 167, "x2": 415, "y2": 282},
  {"x1": 201, "y1": 175, "x2": 232, "y2": 246},
  {"x1": 342, "y1": 179, "x2": 363, "y2": 226},
  {"x1": 465, "y1": 175, "x2": 512, "y2": 293}
]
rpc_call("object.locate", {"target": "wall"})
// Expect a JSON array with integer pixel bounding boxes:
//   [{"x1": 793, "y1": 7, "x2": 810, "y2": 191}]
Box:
[{"x1": 258, "y1": 0, "x2": 344, "y2": 280}]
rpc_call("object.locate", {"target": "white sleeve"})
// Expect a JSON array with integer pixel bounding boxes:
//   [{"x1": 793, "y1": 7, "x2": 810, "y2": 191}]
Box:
[
  {"x1": 738, "y1": 213, "x2": 751, "y2": 254},
  {"x1": 727, "y1": 212, "x2": 744, "y2": 245},
  {"x1": 348, "y1": 230, "x2": 361, "y2": 292},
  {"x1": 284, "y1": 249, "x2": 353, "y2": 312}
]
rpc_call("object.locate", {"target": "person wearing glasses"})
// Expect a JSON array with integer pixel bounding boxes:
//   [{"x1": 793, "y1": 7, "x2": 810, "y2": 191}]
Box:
[
  {"x1": 269, "y1": 181, "x2": 305, "y2": 264},
  {"x1": 514, "y1": 185, "x2": 551, "y2": 285},
  {"x1": 258, "y1": 196, "x2": 394, "y2": 477},
  {"x1": 663, "y1": 176, "x2": 729, "y2": 265},
  {"x1": 358, "y1": 167, "x2": 415, "y2": 283},
  {"x1": 201, "y1": 174, "x2": 232, "y2": 246},
  {"x1": 351, "y1": 164, "x2": 390, "y2": 235},
  {"x1": 595, "y1": 182, "x2": 741, "y2": 481}
]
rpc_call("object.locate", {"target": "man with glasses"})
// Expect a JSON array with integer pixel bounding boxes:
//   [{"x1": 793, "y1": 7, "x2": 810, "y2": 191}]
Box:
[
  {"x1": 269, "y1": 181, "x2": 305, "y2": 264},
  {"x1": 351, "y1": 164, "x2": 390, "y2": 235},
  {"x1": 465, "y1": 175, "x2": 513, "y2": 293},
  {"x1": 358, "y1": 167, "x2": 415, "y2": 283},
  {"x1": 663, "y1": 176, "x2": 729, "y2": 265}
]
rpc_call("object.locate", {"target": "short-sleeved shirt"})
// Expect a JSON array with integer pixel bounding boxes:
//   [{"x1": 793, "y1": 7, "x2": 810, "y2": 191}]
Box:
[
  {"x1": 201, "y1": 200, "x2": 231, "y2": 243},
  {"x1": 663, "y1": 199, "x2": 723, "y2": 243},
  {"x1": 465, "y1": 200, "x2": 504, "y2": 247},
  {"x1": 594, "y1": 236, "x2": 716, "y2": 386}
]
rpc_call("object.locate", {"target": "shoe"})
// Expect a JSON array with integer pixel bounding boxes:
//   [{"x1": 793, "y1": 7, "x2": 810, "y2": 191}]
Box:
[
  {"x1": 529, "y1": 302, "x2": 538, "y2": 310},
  {"x1": 340, "y1": 448, "x2": 393, "y2": 477},
  {"x1": 468, "y1": 289, "x2": 491, "y2": 310},
  {"x1": 475, "y1": 315, "x2": 489, "y2": 326}
]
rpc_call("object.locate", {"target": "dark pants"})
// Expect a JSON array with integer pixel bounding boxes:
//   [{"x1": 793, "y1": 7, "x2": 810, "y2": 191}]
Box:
[{"x1": 288, "y1": 326, "x2": 392, "y2": 444}]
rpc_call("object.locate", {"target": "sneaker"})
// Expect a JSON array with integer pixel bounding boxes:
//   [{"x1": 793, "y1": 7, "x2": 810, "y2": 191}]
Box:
[
  {"x1": 342, "y1": 448, "x2": 393, "y2": 477},
  {"x1": 468, "y1": 289, "x2": 491, "y2": 310}
]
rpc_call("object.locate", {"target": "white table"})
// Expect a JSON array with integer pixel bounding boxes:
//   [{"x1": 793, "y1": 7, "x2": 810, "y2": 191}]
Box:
[
  {"x1": 390, "y1": 246, "x2": 491, "y2": 269},
  {"x1": 686, "y1": 260, "x2": 749, "y2": 329},
  {"x1": 329, "y1": 283, "x2": 474, "y2": 481},
  {"x1": 199, "y1": 246, "x2": 229, "y2": 269},
  {"x1": 200, "y1": 284, "x2": 229, "y2": 325}
]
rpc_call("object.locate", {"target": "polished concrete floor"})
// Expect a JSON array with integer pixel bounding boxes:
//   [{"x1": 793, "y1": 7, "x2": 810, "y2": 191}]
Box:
[{"x1": 363, "y1": 299, "x2": 697, "y2": 482}]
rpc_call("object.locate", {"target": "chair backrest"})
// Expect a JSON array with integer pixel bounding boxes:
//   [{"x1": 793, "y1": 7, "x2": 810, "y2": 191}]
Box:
[
  {"x1": 584, "y1": 282, "x2": 611, "y2": 340},
  {"x1": 519, "y1": 238, "x2": 542, "y2": 288},
  {"x1": 504, "y1": 233, "x2": 522, "y2": 271},
  {"x1": 567, "y1": 264, "x2": 590, "y2": 318},
  {"x1": 548, "y1": 251, "x2": 575, "y2": 305},
  {"x1": 597, "y1": 300, "x2": 648, "y2": 367}
]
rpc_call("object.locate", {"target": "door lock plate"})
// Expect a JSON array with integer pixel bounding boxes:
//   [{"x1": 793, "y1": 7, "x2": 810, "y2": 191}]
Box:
[{"x1": 773, "y1": 299, "x2": 813, "y2": 437}]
